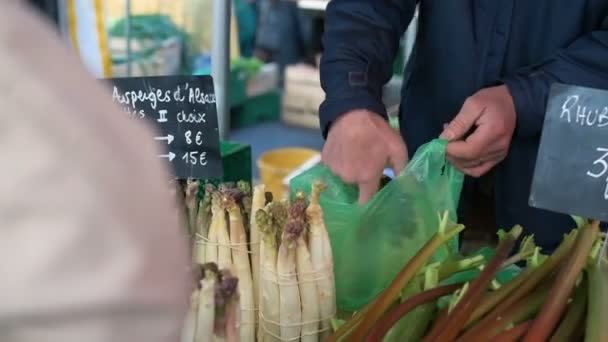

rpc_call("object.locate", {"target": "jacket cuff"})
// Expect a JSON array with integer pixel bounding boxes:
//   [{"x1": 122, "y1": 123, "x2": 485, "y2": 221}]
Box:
[
  {"x1": 503, "y1": 71, "x2": 554, "y2": 139},
  {"x1": 319, "y1": 94, "x2": 387, "y2": 139}
]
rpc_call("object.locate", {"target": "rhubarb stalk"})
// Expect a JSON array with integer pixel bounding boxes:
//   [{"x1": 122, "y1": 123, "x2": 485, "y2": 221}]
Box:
[
  {"x1": 523, "y1": 220, "x2": 599, "y2": 342},
  {"x1": 466, "y1": 229, "x2": 578, "y2": 328},
  {"x1": 455, "y1": 282, "x2": 550, "y2": 342},
  {"x1": 549, "y1": 275, "x2": 587, "y2": 342},
  {"x1": 494, "y1": 320, "x2": 532, "y2": 342},
  {"x1": 342, "y1": 211, "x2": 465, "y2": 341},
  {"x1": 585, "y1": 234, "x2": 608, "y2": 342},
  {"x1": 423, "y1": 225, "x2": 522, "y2": 342},
  {"x1": 365, "y1": 284, "x2": 461, "y2": 342}
]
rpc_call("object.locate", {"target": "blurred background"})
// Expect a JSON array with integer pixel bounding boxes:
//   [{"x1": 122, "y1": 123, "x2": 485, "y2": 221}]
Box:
[{"x1": 26, "y1": 0, "x2": 417, "y2": 181}]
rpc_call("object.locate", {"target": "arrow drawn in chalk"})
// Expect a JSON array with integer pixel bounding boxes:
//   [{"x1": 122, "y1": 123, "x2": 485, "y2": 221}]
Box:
[
  {"x1": 154, "y1": 134, "x2": 175, "y2": 145},
  {"x1": 158, "y1": 152, "x2": 176, "y2": 162}
]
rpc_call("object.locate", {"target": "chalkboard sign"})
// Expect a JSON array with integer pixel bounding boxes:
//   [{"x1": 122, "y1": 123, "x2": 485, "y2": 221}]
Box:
[
  {"x1": 530, "y1": 83, "x2": 608, "y2": 222},
  {"x1": 110, "y1": 75, "x2": 223, "y2": 179}
]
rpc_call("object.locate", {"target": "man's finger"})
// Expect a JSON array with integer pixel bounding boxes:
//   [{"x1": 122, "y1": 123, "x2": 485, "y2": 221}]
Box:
[
  {"x1": 446, "y1": 123, "x2": 496, "y2": 161},
  {"x1": 358, "y1": 179, "x2": 380, "y2": 205},
  {"x1": 389, "y1": 148, "x2": 408, "y2": 177},
  {"x1": 440, "y1": 101, "x2": 486, "y2": 141},
  {"x1": 462, "y1": 161, "x2": 496, "y2": 178},
  {"x1": 447, "y1": 150, "x2": 505, "y2": 169}
]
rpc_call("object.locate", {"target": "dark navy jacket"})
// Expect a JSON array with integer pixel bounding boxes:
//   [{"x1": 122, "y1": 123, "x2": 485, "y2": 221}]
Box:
[{"x1": 319, "y1": 0, "x2": 608, "y2": 251}]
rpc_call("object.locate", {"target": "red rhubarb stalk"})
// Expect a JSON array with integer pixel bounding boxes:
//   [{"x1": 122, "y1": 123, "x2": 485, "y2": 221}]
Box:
[
  {"x1": 423, "y1": 226, "x2": 522, "y2": 342},
  {"x1": 333, "y1": 211, "x2": 464, "y2": 342},
  {"x1": 523, "y1": 221, "x2": 599, "y2": 342},
  {"x1": 493, "y1": 320, "x2": 532, "y2": 342},
  {"x1": 549, "y1": 275, "x2": 587, "y2": 342},
  {"x1": 466, "y1": 229, "x2": 578, "y2": 328},
  {"x1": 455, "y1": 282, "x2": 550, "y2": 342},
  {"x1": 585, "y1": 235, "x2": 608, "y2": 342},
  {"x1": 364, "y1": 284, "x2": 462, "y2": 342}
]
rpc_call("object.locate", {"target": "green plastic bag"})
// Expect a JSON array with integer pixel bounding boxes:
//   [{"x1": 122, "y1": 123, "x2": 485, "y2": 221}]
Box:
[{"x1": 290, "y1": 139, "x2": 464, "y2": 311}]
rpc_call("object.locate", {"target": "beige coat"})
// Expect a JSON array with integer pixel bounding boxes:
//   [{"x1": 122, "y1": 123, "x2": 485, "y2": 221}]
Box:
[{"x1": 0, "y1": 2, "x2": 191, "y2": 341}]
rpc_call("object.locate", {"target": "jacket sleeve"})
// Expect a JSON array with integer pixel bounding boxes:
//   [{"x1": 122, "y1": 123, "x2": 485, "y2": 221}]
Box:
[
  {"x1": 504, "y1": 17, "x2": 608, "y2": 138},
  {"x1": 318, "y1": 0, "x2": 417, "y2": 138}
]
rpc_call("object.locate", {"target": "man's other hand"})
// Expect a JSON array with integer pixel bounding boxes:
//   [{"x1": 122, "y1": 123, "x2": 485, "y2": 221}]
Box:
[
  {"x1": 440, "y1": 85, "x2": 517, "y2": 177},
  {"x1": 322, "y1": 110, "x2": 408, "y2": 205}
]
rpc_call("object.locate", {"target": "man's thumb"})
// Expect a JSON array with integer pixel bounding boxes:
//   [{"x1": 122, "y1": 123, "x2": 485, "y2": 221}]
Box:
[{"x1": 440, "y1": 102, "x2": 485, "y2": 141}]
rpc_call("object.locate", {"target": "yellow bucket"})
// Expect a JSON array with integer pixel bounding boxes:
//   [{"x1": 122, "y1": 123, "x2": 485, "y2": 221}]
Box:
[{"x1": 257, "y1": 147, "x2": 320, "y2": 199}]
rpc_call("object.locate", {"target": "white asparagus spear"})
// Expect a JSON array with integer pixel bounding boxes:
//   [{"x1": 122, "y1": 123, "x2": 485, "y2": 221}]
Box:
[
  {"x1": 181, "y1": 289, "x2": 200, "y2": 342},
  {"x1": 296, "y1": 236, "x2": 319, "y2": 342},
  {"x1": 194, "y1": 184, "x2": 215, "y2": 265},
  {"x1": 185, "y1": 179, "x2": 200, "y2": 238},
  {"x1": 257, "y1": 208, "x2": 281, "y2": 342},
  {"x1": 195, "y1": 265, "x2": 217, "y2": 342},
  {"x1": 306, "y1": 181, "x2": 335, "y2": 340},
  {"x1": 278, "y1": 220, "x2": 303, "y2": 340},
  {"x1": 292, "y1": 193, "x2": 320, "y2": 342},
  {"x1": 250, "y1": 184, "x2": 266, "y2": 314},
  {"x1": 225, "y1": 193, "x2": 255, "y2": 342},
  {"x1": 215, "y1": 192, "x2": 232, "y2": 270},
  {"x1": 214, "y1": 270, "x2": 240, "y2": 342},
  {"x1": 205, "y1": 193, "x2": 221, "y2": 265}
]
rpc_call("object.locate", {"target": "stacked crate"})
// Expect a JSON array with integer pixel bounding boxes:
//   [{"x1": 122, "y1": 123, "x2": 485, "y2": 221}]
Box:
[
  {"x1": 282, "y1": 64, "x2": 324, "y2": 129},
  {"x1": 282, "y1": 64, "x2": 403, "y2": 129}
]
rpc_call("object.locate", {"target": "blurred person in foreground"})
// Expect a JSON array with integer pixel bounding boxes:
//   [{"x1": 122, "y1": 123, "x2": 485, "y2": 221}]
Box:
[
  {"x1": 0, "y1": 2, "x2": 190, "y2": 341},
  {"x1": 319, "y1": 0, "x2": 608, "y2": 251}
]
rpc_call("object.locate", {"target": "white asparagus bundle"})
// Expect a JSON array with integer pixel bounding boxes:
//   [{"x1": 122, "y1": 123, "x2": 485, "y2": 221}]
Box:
[
  {"x1": 257, "y1": 203, "x2": 287, "y2": 342},
  {"x1": 292, "y1": 193, "x2": 320, "y2": 342},
  {"x1": 306, "y1": 181, "x2": 336, "y2": 339},
  {"x1": 185, "y1": 179, "x2": 201, "y2": 237},
  {"x1": 195, "y1": 264, "x2": 217, "y2": 342},
  {"x1": 225, "y1": 192, "x2": 255, "y2": 342},
  {"x1": 278, "y1": 219, "x2": 303, "y2": 340},
  {"x1": 250, "y1": 184, "x2": 266, "y2": 315},
  {"x1": 194, "y1": 184, "x2": 215, "y2": 265},
  {"x1": 181, "y1": 289, "x2": 200, "y2": 342}
]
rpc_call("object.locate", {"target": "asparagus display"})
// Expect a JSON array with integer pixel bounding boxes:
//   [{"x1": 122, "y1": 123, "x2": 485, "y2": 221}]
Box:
[{"x1": 180, "y1": 181, "x2": 336, "y2": 342}]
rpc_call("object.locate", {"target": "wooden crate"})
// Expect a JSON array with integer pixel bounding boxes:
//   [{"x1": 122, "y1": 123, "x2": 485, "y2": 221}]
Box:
[
  {"x1": 282, "y1": 64, "x2": 323, "y2": 129},
  {"x1": 282, "y1": 64, "x2": 403, "y2": 129}
]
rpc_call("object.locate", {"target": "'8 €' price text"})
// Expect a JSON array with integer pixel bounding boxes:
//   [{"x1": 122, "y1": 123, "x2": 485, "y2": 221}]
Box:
[
  {"x1": 182, "y1": 129, "x2": 207, "y2": 166},
  {"x1": 586, "y1": 147, "x2": 608, "y2": 200}
]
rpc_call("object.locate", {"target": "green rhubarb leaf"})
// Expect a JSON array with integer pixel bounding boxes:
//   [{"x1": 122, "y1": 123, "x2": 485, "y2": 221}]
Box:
[
  {"x1": 570, "y1": 215, "x2": 586, "y2": 229},
  {"x1": 331, "y1": 318, "x2": 346, "y2": 332}
]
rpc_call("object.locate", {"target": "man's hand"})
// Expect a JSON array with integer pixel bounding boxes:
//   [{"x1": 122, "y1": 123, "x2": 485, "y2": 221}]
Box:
[
  {"x1": 440, "y1": 85, "x2": 517, "y2": 177},
  {"x1": 323, "y1": 110, "x2": 408, "y2": 204}
]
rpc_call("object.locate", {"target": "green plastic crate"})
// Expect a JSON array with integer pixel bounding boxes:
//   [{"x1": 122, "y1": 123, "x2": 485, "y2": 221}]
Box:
[
  {"x1": 231, "y1": 91, "x2": 281, "y2": 129},
  {"x1": 220, "y1": 140, "x2": 252, "y2": 184}
]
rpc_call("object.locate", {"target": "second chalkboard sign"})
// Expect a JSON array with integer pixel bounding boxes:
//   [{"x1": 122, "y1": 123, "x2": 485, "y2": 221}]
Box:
[
  {"x1": 530, "y1": 83, "x2": 608, "y2": 222},
  {"x1": 109, "y1": 75, "x2": 223, "y2": 180}
]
